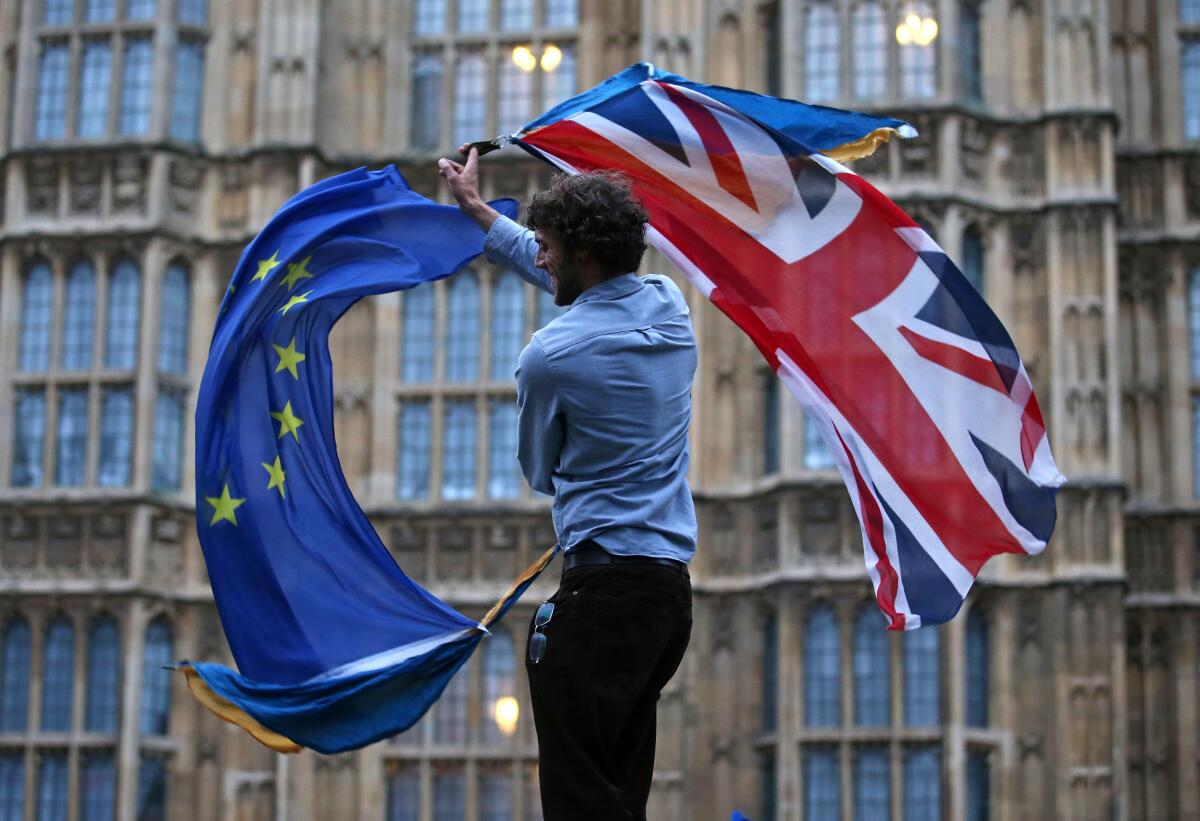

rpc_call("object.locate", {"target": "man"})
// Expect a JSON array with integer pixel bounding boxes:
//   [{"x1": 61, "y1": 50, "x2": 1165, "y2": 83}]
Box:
[{"x1": 439, "y1": 147, "x2": 696, "y2": 821}]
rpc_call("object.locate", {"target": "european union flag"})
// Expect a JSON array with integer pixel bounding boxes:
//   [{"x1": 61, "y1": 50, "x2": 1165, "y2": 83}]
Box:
[{"x1": 179, "y1": 165, "x2": 554, "y2": 754}]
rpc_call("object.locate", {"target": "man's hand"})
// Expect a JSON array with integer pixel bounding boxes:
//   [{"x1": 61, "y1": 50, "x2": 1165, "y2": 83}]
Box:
[{"x1": 439, "y1": 146, "x2": 501, "y2": 232}]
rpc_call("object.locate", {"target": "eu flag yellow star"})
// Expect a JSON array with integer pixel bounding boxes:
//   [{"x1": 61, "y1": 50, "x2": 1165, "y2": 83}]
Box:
[
  {"x1": 205, "y1": 484, "x2": 246, "y2": 526},
  {"x1": 280, "y1": 255, "x2": 315, "y2": 290},
  {"x1": 252, "y1": 249, "x2": 281, "y2": 282},
  {"x1": 270, "y1": 400, "x2": 305, "y2": 442},
  {"x1": 273, "y1": 337, "x2": 307, "y2": 380},
  {"x1": 261, "y1": 455, "x2": 287, "y2": 498},
  {"x1": 279, "y1": 290, "x2": 313, "y2": 315}
]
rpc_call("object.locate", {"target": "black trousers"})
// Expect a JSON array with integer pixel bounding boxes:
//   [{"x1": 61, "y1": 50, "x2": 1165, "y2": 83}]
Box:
[{"x1": 525, "y1": 559, "x2": 692, "y2": 821}]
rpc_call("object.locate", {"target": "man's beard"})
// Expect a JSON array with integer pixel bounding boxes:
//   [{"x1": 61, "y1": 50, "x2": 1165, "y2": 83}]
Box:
[{"x1": 552, "y1": 262, "x2": 583, "y2": 306}]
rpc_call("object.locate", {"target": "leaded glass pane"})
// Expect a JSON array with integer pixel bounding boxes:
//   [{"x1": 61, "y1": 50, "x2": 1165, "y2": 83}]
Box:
[
  {"x1": 454, "y1": 52, "x2": 487, "y2": 148},
  {"x1": 35, "y1": 43, "x2": 70, "y2": 140},
  {"x1": 0, "y1": 619, "x2": 31, "y2": 731},
  {"x1": 36, "y1": 752, "x2": 68, "y2": 821},
  {"x1": 854, "y1": 746, "x2": 891, "y2": 821},
  {"x1": 433, "y1": 765, "x2": 466, "y2": 821},
  {"x1": 491, "y1": 272, "x2": 525, "y2": 379},
  {"x1": 961, "y1": 226, "x2": 984, "y2": 292},
  {"x1": 900, "y1": 2, "x2": 937, "y2": 99},
  {"x1": 903, "y1": 627, "x2": 941, "y2": 725},
  {"x1": 442, "y1": 400, "x2": 477, "y2": 500},
  {"x1": 500, "y1": 0, "x2": 533, "y2": 30},
  {"x1": 965, "y1": 609, "x2": 988, "y2": 727},
  {"x1": 105, "y1": 258, "x2": 140, "y2": 369},
  {"x1": 77, "y1": 39, "x2": 113, "y2": 138},
  {"x1": 43, "y1": 0, "x2": 72, "y2": 25},
  {"x1": 98, "y1": 388, "x2": 134, "y2": 487},
  {"x1": 178, "y1": 0, "x2": 206, "y2": 25},
  {"x1": 397, "y1": 402, "x2": 431, "y2": 500},
  {"x1": 411, "y1": 53, "x2": 443, "y2": 150},
  {"x1": 804, "y1": 746, "x2": 840, "y2": 820},
  {"x1": 960, "y1": 2, "x2": 982, "y2": 102},
  {"x1": 805, "y1": 2, "x2": 839, "y2": 101},
  {"x1": 56, "y1": 389, "x2": 89, "y2": 487},
  {"x1": 170, "y1": 39, "x2": 204, "y2": 141},
  {"x1": 763, "y1": 1, "x2": 782, "y2": 97},
  {"x1": 481, "y1": 629, "x2": 516, "y2": 742},
  {"x1": 85, "y1": 617, "x2": 120, "y2": 732},
  {"x1": 544, "y1": 0, "x2": 577, "y2": 27},
  {"x1": 805, "y1": 606, "x2": 841, "y2": 726},
  {"x1": 12, "y1": 390, "x2": 46, "y2": 488},
  {"x1": 80, "y1": 752, "x2": 116, "y2": 821},
  {"x1": 1194, "y1": 396, "x2": 1200, "y2": 496},
  {"x1": 136, "y1": 755, "x2": 166, "y2": 821},
  {"x1": 20, "y1": 262, "x2": 53, "y2": 373},
  {"x1": 40, "y1": 618, "x2": 74, "y2": 731},
  {"x1": 401, "y1": 286, "x2": 435, "y2": 381},
  {"x1": 762, "y1": 611, "x2": 778, "y2": 731},
  {"x1": 62, "y1": 261, "x2": 97, "y2": 371},
  {"x1": 152, "y1": 391, "x2": 184, "y2": 491},
  {"x1": 488, "y1": 401, "x2": 519, "y2": 499},
  {"x1": 457, "y1": 0, "x2": 489, "y2": 32},
  {"x1": 540, "y1": 43, "x2": 575, "y2": 110},
  {"x1": 966, "y1": 750, "x2": 989, "y2": 821},
  {"x1": 763, "y1": 373, "x2": 779, "y2": 475},
  {"x1": 902, "y1": 745, "x2": 941, "y2": 821},
  {"x1": 126, "y1": 0, "x2": 156, "y2": 21},
  {"x1": 0, "y1": 753, "x2": 24, "y2": 821},
  {"x1": 1185, "y1": 42, "x2": 1200, "y2": 141},
  {"x1": 853, "y1": 3, "x2": 888, "y2": 100},
  {"x1": 119, "y1": 37, "x2": 154, "y2": 136},
  {"x1": 157, "y1": 263, "x2": 190, "y2": 374},
  {"x1": 1190, "y1": 271, "x2": 1200, "y2": 380},
  {"x1": 413, "y1": 0, "x2": 446, "y2": 35},
  {"x1": 854, "y1": 607, "x2": 890, "y2": 726},
  {"x1": 1184, "y1": 0, "x2": 1200, "y2": 24},
  {"x1": 386, "y1": 763, "x2": 420, "y2": 821},
  {"x1": 139, "y1": 619, "x2": 172, "y2": 735},
  {"x1": 479, "y1": 768, "x2": 513, "y2": 821},
  {"x1": 432, "y1": 666, "x2": 468, "y2": 742},
  {"x1": 760, "y1": 752, "x2": 777, "y2": 821},
  {"x1": 498, "y1": 56, "x2": 534, "y2": 136},
  {"x1": 445, "y1": 274, "x2": 480, "y2": 381}
]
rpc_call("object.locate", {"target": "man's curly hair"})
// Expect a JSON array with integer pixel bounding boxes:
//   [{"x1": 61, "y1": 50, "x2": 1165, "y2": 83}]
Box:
[{"x1": 524, "y1": 172, "x2": 650, "y2": 277}]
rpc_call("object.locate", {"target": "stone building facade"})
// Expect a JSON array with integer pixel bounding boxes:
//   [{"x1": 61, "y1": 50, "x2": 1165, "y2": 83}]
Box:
[{"x1": 0, "y1": 0, "x2": 1195, "y2": 820}]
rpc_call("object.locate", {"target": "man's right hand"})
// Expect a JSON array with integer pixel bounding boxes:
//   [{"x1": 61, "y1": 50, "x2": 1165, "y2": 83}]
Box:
[{"x1": 439, "y1": 146, "x2": 501, "y2": 232}]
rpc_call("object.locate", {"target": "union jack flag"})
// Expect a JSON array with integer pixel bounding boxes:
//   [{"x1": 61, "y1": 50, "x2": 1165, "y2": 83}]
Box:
[{"x1": 511, "y1": 64, "x2": 1065, "y2": 629}]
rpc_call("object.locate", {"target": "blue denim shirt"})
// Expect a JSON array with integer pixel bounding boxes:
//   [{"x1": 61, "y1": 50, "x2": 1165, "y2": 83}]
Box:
[{"x1": 484, "y1": 215, "x2": 698, "y2": 563}]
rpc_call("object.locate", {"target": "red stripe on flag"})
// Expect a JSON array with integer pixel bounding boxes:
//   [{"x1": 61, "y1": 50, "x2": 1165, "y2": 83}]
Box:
[
  {"x1": 897, "y1": 326, "x2": 1008, "y2": 394},
  {"x1": 658, "y1": 83, "x2": 759, "y2": 213}
]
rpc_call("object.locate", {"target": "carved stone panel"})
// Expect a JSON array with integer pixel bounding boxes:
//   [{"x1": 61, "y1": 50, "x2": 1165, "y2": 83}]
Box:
[
  {"x1": 112, "y1": 154, "x2": 147, "y2": 214},
  {"x1": 390, "y1": 522, "x2": 427, "y2": 583},
  {"x1": 960, "y1": 118, "x2": 990, "y2": 184},
  {"x1": 753, "y1": 501, "x2": 777, "y2": 572},
  {"x1": 483, "y1": 524, "x2": 517, "y2": 579},
  {"x1": 898, "y1": 115, "x2": 937, "y2": 177},
  {"x1": 45, "y1": 515, "x2": 82, "y2": 572},
  {"x1": 709, "y1": 503, "x2": 739, "y2": 575},
  {"x1": 0, "y1": 514, "x2": 40, "y2": 573},
  {"x1": 218, "y1": 164, "x2": 248, "y2": 229},
  {"x1": 148, "y1": 514, "x2": 184, "y2": 586},
  {"x1": 168, "y1": 158, "x2": 204, "y2": 217},
  {"x1": 1186, "y1": 156, "x2": 1200, "y2": 221},
  {"x1": 90, "y1": 512, "x2": 127, "y2": 576},
  {"x1": 69, "y1": 158, "x2": 102, "y2": 214},
  {"x1": 435, "y1": 525, "x2": 473, "y2": 581},
  {"x1": 1008, "y1": 127, "x2": 1044, "y2": 197},
  {"x1": 800, "y1": 496, "x2": 840, "y2": 560},
  {"x1": 26, "y1": 158, "x2": 59, "y2": 214}
]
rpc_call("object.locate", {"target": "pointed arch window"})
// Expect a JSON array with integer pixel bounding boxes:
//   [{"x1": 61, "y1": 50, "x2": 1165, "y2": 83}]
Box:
[
  {"x1": 481, "y1": 629, "x2": 517, "y2": 743},
  {"x1": 40, "y1": 617, "x2": 75, "y2": 731},
  {"x1": 965, "y1": 608, "x2": 989, "y2": 727},
  {"x1": 1183, "y1": 41, "x2": 1200, "y2": 141},
  {"x1": 490, "y1": 271, "x2": 525, "y2": 380},
  {"x1": 85, "y1": 615, "x2": 121, "y2": 732},
  {"x1": 402, "y1": 286, "x2": 435, "y2": 382},
  {"x1": 12, "y1": 390, "x2": 46, "y2": 488},
  {"x1": 453, "y1": 52, "x2": 487, "y2": 148},
  {"x1": 442, "y1": 400, "x2": 477, "y2": 500},
  {"x1": 854, "y1": 606, "x2": 890, "y2": 726},
  {"x1": 853, "y1": 2, "x2": 888, "y2": 99},
  {"x1": 119, "y1": 36, "x2": 154, "y2": 135},
  {"x1": 36, "y1": 752, "x2": 68, "y2": 820},
  {"x1": 900, "y1": 1, "x2": 938, "y2": 99},
  {"x1": 960, "y1": 1, "x2": 983, "y2": 103},
  {"x1": 445, "y1": 274, "x2": 481, "y2": 381},
  {"x1": 804, "y1": 2, "x2": 840, "y2": 102},
  {"x1": 35, "y1": 42, "x2": 69, "y2": 141},
  {"x1": 0, "y1": 753, "x2": 23, "y2": 820},
  {"x1": 804, "y1": 606, "x2": 841, "y2": 726},
  {"x1": 19, "y1": 261, "x2": 53, "y2": 373},
  {"x1": 62, "y1": 260, "x2": 97, "y2": 371},
  {"x1": 432, "y1": 665, "x2": 469, "y2": 743},
  {"x1": 411, "y1": 53, "x2": 444, "y2": 150},
  {"x1": 961, "y1": 225, "x2": 984, "y2": 293},
  {"x1": 0, "y1": 618, "x2": 31, "y2": 731},
  {"x1": 77, "y1": 38, "x2": 113, "y2": 138},
  {"x1": 903, "y1": 626, "x2": 941, "y2": 725},
  {"x1": 157, "y1": 262, "x2": 191, "y2": 375},
  {"x1": 488, "y1": 400, "x2": 520, "y2": 498},
  {"x1": 105, "y1": 257, "x2": 141, "y2": 369},
  {"x1": 139, "y1": 618, "x2": 173, "y2": 735},
  {"x1": 397, "y1": 401, "x2": 432, "y2": 500}
]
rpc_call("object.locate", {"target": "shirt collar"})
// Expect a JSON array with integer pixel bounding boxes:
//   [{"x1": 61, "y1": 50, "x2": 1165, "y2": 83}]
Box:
[{"x1": 570, "y1": 273, "x2": 644, "y2": 307}]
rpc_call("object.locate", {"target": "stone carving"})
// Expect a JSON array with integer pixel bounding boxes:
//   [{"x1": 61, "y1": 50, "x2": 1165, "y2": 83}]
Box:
[
  {"x1": 898, "y1": 114, "x2": 937, "y2": 177},
  {"x1": 0, "y1": 514, "x2": 39, "y2": 572},
  {"x1": 112, "y1": 155, "x2": 147, "y2": 213},
  {"x1": 46, "y1": 516, "x2": 82, "y2": 571},
  {"x1": 710, "y1": 598, "x2": 734, "y2": 652},
  {"x1": 344, "y1": 36, "x2": 384, "y2": 63},
  {"x1": 168, "y1": 158, "x2": 204, "y2": 216},
  {"x1": 1185, "y1": 156, "x2": 1200, "y2": 221},
  {"x1": 152, "y1": 514, "x2": 183, "y2": 544},
  {"x1": 960, "y1": 118, "x2": 990, "y2": 183},
  {"x1": 1008, "y1": 127, "x2": 1044, "y2": 197},
  {"x1": 69, "y1": 158, "x2": 102, "y2": 214},
  {"x1": 1010, "y1": 216, "x2": 1044, "y2": 274},
  {"x1": 218, "y1": 165, "x2": 248, "y2": 229},
  {"x1": 231, "y1": 23, "x2": 256, "y2": 53},
  {"x1": 270, "y1": 56, "x2": 306, "y2": 74},
  {"x1": 710, "y1": 504, "x2": 739, "y2": 575},
  {"x1": 801, "y1": 496, "x2": 840, "y2": 558},
  {"x1": 90, "y1": 513, "x2": 126, "y2": 575},
  {"x1": 754, "y1": 501, "x2": 777, "y2": 572},
  {"x1": 26, "y1": 157, "x2": 59, "y2": 214}
]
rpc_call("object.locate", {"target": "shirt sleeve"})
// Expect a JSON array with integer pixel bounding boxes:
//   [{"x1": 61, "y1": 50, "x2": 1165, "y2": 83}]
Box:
[
  {"x1": 483, "y1": 214, "x2": 554, "y2": 294},
  {"x1": 515, "y1": 339, "x2": 565, "y2": 496}
]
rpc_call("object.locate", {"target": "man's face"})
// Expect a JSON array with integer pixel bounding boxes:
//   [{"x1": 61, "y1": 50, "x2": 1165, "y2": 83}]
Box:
[{"x1": 534, "y1": 227, "x2": 583, "y2": 307}]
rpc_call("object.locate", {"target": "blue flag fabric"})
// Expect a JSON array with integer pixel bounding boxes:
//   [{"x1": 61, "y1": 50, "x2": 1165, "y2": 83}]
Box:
[{"x1": 180, "y1": 165, "x2": 543, "y2": 754}]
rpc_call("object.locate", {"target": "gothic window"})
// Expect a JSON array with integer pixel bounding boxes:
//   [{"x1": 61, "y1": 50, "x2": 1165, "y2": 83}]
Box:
[
  {"x1": 1189, "y1": 270, "x2": 1200, "y2": 380},
  {"x1": 40, "y1": 617, "x2": 75, "y2": 731},
  {"x1": 56, "y1": 388, "x2": 89, "y2": 486},
  {"x1": 433, "y1": 764, "x2": 467, "y2": 821},
  {"x1": 445, "y1": 275, "x2": 481, "y2": 381},
  {"x1": 804, "y1": 1, "x2": 840, "y2": 102},
  {"x1": 762, "y1": 2, "x2": 783, "y2": 97},
  {"x1": 763, "y1": 373, "x2": 779, "y2": 475},
  {"x1": 80, "y1": 753, "x2": 117, "y2": 821},
  {"x1": 903, "y1": 745, "x2": 941, "y2": 821},
  {"x1": 804, "y1": 746, "x2": 841, "y2": 818},
  {"x1": 136, "y1": 754, "x2": 167, "y2": 819},
  {"x1": 966, "y1": 749, "x2": 989, "y2": 821},
  {"x1": 85, "y1": 616, "x2": 121, "y2": 732},
  {"x1": 432, "y1": 666, "x2": 469, "y2": 743},
  {"x1": 478, "y1": 767, "x2": 513, "y2": 821},
  {"x1": 12, "y1": 390, "x2": 46, "y2": 487},
  {"x1": 442, "y1": 400, "x2": 477, "y2": 499},
  {"x1": 157, "y1": 263, "x2": 190, "y2": 375},
  {"x1": 903, "y1": 627, "x2": 941, "y2": 725},
  {"x1": 960, "y1": 2, "x2": 983, "y2": 103},
  {"x1": 854, "y1": 606, "x2": 890, "y2": 726},
  {"x1": 413, "y1": 0, "x2": 446, "y2": 36},
  {"x1": 544, "y1": 0, "x2": 578, "y2": 28},
  {"x1": 35, "y1": 42, "x2": 69, "y2": 140},
  {"x1": 1184, "y1": 0, "x2": 1200, "y2": 23},
  {"x1": 20, "y1": 261, "x2": 53, "y2": 373},
  {"x1": 762, "y1": 610, "x2": 778, "y2": 732},
  {"x1": 0, "y1": 753, "x2": 23, "y2": 820},
  {"x1": 170, "y1": 37, "x2": 205, "y2": 142},
  {"x1": 177, "y1": 0, "x2": 207, "y2": 26},
  {"x1": 62, "y1": 260, "x2": 97, "y2": 371},
  {"x1": 119, "y1": 36, "x2": 154, "y2": 135},
  {"x1": 98, "y1": 388, "x2": 134, "y2": 486},
  {"x1": 44, "y1": 0, "x2": 73, "y2": 25},
  {"x1": 85, "y1": 0, "x2": 116, "y2": 22},
  {"x1": 0, "y1": 618, "x2": 31, "y2": 731},
  {"x1": 498, "y1": 56, "x2": 535, "y2": 136},
  {"x1": 490, "y1": 272, "x2": 525, "y2": 379},
  {"x1": 454, "y1": 52, "x2": 488, "y2": 147},
  {"x1": 900, "y1": 1, "x2": 938, "y2": 99},
  {"x1": 541, "y1": 44, "x2": 577, "y2": 110},
  {"x1": 36, "y1": 752, "x2": 69, "y2": 820},
  {"x1": 854, "y1": 746, "x2": 890, "y2": 821},
  {"x1": 387, "y1": 763, "x2": 420, "y2": 821},
  {"x1": 804, "y1": 605, "x2": 841, "y2": 726},
  {"x1": 139, "y1": 618, "x2": 173, "y2": 735},
  {"x1": 488, "y1": 401, "x2": 520, "y2": 498},
  {"x1": 77, "y1": 38, "x2": 113, "y2": 138},
  {"x1": 411, "y1": 53, "x2": 444, "y2": 150},
  {"x1": 1184, "y1": 41, "x2": 1200, "y2": 141},
  {"x1": 481, "y1": 629, "x2": 516, "y2": 742},
  {"x1": 759, "y1": 752, "x2": 777, "y2": 821},
  {"x1": 151, "y1": 391, "x2": 184, "y2": 490},
  {"x1": 965, "y1": 608, "x2": 988, "y2": 727},
  {"x1": 804, "y1": 412, "x2": 835, "y2": 469},
  {"x1": 458, "y1": 0, "x2": 489, "y2": 32},
  {"x1": 105, "y1": 258, "x2": 140, "y2": 369},
  {"x1": 126, "y1": 0, "x2": 156, "y2": 21},
  {"x1": 853, "y1": 2, "x2": 888, "y2": 100},
  {"x1": 961, "y1": 225, "x2": 984, "y2": 293},
  {"x1": 397, "y1": 401, "x2": 432, "y2": 500},
  {"x1": 402, "y1": 286, "x2": 436, "y2": 382}
]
